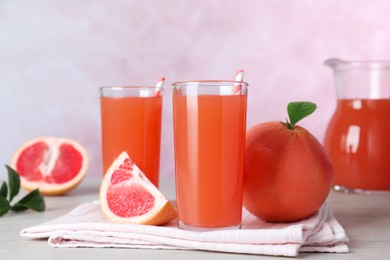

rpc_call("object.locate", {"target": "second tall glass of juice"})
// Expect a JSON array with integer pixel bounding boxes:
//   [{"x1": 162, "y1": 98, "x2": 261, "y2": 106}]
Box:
[
  {"x1": 172, "y1": 81, "x2": 248, "y2": 230},
  {"x1": 100, "y1": 86, "x2": 163, "y2": 187}
]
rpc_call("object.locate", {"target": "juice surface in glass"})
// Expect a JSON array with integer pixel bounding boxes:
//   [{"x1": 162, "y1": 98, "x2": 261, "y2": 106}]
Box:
[
  {"x1": 100, "y1": 95, "x2": 162, "y2": 187},
  {"x1": 173, "y1": 92, "x2": 247, "y2": 229},
  {"x1": 324, "y1": 98, "x2": 390, "y2": 190}
]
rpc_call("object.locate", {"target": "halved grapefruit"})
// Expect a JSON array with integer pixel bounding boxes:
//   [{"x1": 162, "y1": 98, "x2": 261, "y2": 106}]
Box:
[
  {"x1": 100, "y1": 151, "x2": 176, "y2": 225},
  {"x1": 10, "y1": 137, "x2": 89, "y2": 196}
]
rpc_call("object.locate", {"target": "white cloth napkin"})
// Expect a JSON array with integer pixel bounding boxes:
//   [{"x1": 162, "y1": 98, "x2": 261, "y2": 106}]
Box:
[{"x1": 20, "y1": 201, "x2": 349, "y2": 257}]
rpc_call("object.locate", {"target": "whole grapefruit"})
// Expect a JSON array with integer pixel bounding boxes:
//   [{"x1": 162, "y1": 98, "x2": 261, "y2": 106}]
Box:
[{"x1": 243, "y1": 102, "x2": 333, "y2": 222}]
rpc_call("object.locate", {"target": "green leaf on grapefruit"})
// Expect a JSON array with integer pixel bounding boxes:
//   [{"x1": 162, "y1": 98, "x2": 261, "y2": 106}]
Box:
[{"x1": 285, "y1": 102, "x2": 317, "y2": 129}]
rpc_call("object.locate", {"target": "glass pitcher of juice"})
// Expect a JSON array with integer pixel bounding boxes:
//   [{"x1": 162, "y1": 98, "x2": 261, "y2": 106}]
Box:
[{"x1": 324, "y1": 58, "x2": 390, "y2": 193}]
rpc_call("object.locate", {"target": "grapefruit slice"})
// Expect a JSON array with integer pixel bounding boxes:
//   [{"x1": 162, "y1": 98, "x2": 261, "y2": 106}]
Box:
[
  {"x1": 100, "y1": 151, "x2": 176, "y2": 225},
  {"x1": 10, "y1": 137, "x2": 89, "y2": 196}
]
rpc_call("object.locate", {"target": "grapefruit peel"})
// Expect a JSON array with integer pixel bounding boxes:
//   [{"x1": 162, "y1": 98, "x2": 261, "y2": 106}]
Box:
[{"x1": 99, "y1": 151, "x2": 176, "y2": 225}]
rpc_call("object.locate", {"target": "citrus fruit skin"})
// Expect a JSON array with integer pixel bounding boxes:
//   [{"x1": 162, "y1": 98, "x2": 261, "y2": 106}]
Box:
[
  {"x1": 243, "y1": 122, "x2": 333, "y2": 223},
  {"x1": 10, "y1": 137, "x2": 89, "y2": 196},
  {"x1": 100, "y1": 151, "x2": 176, "y2": 225}
]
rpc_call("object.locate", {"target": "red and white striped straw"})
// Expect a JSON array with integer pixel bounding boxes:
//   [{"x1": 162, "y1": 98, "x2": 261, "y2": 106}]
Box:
[
  {"x1": 153, "y1": 77, "x2": 165, "y2": 97},
  {"x1": 234, "y1": 69, "x2": 244, "y2": 94},
  {"x1": 235, "y1": 69, "x2": 244, "y2": 82}
]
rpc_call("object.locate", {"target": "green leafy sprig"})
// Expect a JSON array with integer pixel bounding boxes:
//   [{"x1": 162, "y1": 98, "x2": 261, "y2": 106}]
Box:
[
  {"x1": 0, "y1": 165, "x2": 45, "y2": 217},
  {"x1": 282, "y1": 102, "x2": 317, "y2": 130}
]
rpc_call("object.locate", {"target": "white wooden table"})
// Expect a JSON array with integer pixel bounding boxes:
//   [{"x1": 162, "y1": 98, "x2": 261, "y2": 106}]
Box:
[{"x1": 1, "y1": 177, "x2": 390, "y2": 259}]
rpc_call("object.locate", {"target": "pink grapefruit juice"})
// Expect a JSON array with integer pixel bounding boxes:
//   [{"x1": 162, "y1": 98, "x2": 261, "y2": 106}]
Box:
[
  {"x1": 100, "y1": 96, "x2": 162, "y2": 187},
  {"x1": 173, "y1": 94, "x2": 247, "y2": 228},
  {"x1": 324, "y1": 98, "x2": 390, "y2": 190}
]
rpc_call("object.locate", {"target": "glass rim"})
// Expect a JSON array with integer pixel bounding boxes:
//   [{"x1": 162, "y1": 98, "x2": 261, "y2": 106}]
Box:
[
  {"x1": 172, "y1": 80, "x2": 249, "y2": 87},
  {"x1": 99, "y1": 86, "x2": 163, "y2": 97},
  {"x1": 99, "y1": 86, "x2": 160, "y2": 90},
  {"x1": 325, "y1": 58, "x2": 390, "y2": 71}
]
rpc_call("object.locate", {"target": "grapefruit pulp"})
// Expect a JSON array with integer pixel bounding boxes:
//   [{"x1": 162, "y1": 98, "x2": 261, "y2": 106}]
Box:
[
  {"x1": 10, "y1": 137, "x2": 89, "y2": 196},
  {"x1": 100, "y1": 151, "x2": 176, "y2": 225}
]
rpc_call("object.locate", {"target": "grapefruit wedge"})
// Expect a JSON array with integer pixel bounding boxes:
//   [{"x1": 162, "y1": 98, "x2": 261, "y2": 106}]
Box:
[
  {"x1": 10, "y1": 137, "x2": 89, "y2": 196},
  {"x1": 100, "y1": 151, "x2": 176, "y2": 225}
]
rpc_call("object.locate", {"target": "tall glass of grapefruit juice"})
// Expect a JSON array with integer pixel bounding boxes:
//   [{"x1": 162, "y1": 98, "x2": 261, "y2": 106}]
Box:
[
  {"x1": 324, "y1": 58, "x2": 390, "y2": 193},
  {"x1": 172, "y1": 81, "x2": 248, "y2": 230},
  {"x1": 100, "y1": 86, "x2": 163, "y2": 187}
]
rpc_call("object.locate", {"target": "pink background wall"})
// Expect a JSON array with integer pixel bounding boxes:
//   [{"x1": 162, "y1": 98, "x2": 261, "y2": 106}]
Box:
[{"x1": 1, "y1": 0, "x2": 390, "y2": 179}]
